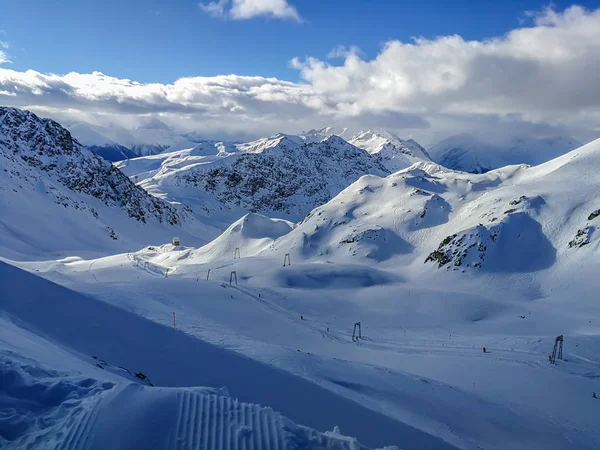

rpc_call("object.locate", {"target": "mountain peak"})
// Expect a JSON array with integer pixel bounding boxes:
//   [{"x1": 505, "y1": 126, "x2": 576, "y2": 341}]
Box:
[
  {"x1": 299, "y1": 126, "x2": 347, "y2": 143},
  {"x1": 348, "y1": 128, "x2": 431, "y2": 172}
]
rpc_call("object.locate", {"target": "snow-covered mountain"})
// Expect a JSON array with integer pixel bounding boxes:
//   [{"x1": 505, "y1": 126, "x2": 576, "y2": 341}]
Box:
[
  {"x1": 117, "y1": 133, "x2": 393, "y2": 224},
  {"x1": 0, "y1": 107, "x2": 215, "y2": 259},
  {"x1": 429, "y1": 133, "x2": 582, "y2": 173},
  {"x1": 70, "y1": 120, "x2": 433, "y2": 174},
  {"x1": 349, "y1": 129, "x2": 433, "y2": 172},
  {"x1": 187, "y1": 137, "x2": 600, "y2": 283}
]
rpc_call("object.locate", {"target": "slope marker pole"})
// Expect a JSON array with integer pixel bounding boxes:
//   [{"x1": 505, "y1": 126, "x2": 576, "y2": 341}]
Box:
[{"x1": 352, "y1": 322, "x2": 362, "y2": 342}]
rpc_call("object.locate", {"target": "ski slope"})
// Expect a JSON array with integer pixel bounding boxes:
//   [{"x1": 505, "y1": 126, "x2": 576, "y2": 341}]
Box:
[{"x1": 0, "y1": 260, "x2": 446, "y2": 449}]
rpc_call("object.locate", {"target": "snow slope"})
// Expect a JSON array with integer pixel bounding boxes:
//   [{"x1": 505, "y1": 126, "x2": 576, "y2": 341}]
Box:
[
  {"x1": 188, "y1": 213, "x2": 294, "y2": 263},
  {"x1": 0, "y1": 260, "x2": 432, "y2": 450},
  {"x1": 429, "y1": 133, "x2": 582, "y2": 173},
  {"x1": 7, "y1": 193, "x2": 600, "y2": 450}
]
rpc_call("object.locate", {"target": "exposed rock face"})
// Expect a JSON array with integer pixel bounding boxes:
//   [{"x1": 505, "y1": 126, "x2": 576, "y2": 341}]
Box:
[
  {"x1": 568, "y1": 228, "x2": 591, "y2": 248},
  {"x1": 0, "y1": 107, "x2": 184, "y2": 225},
  {"x1": 176, "y1": 135, "x2": 390, "y2": 219},
  {"x1": 425, "y1": 227, "x2": 495, "y2": 269}
]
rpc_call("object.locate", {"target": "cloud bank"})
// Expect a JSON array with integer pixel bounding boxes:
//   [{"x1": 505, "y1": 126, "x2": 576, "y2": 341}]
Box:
[{"x1": 1, "y1": 6, "x2": 600, "y2": 143}]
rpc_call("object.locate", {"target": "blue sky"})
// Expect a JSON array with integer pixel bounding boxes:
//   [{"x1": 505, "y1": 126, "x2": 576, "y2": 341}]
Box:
[
  {"x1": 2, "y1": 0, "x2": 599, "y2": 83},
  {"x1": 1, "y1": 1, "x2": 600, "y2": 144}
]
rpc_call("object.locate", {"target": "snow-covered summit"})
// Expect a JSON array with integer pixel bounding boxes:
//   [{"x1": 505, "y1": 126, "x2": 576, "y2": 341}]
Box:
[
  {"x1": 298, "y1": 126, "x2": 348, "y2": 143},
  {"x1": 349, "y1": 129, "x2": 432, "y2": 172}
]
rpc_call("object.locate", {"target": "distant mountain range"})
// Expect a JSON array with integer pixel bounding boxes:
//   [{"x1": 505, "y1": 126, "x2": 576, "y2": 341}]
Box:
[
  {"x1": 68, "y1": 120, "x2": 203, "y2": 161},
  {"x1": 69, "y1": 121, "x2": 585, "y2": 178},
  {"x1": 428, "y1": 133, "x2": 582, "y2": 173},
  {"x1": 115, "y1": 130, "x2": 424, "y2": 224}
]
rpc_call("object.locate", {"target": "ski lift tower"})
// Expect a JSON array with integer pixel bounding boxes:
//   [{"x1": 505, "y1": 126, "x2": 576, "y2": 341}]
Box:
[
  {"x1": 550, "y1": 335, "x2": 564, "y2": 364},
  {"x1": 352, "y1": 322, "x2": 362, "y2": 342}
]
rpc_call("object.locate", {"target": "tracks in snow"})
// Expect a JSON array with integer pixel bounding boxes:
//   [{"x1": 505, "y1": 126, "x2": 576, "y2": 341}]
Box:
[
  {"x1": 172, "y1": 391, "x2": 286, "y2": 450},
  {"x1": 58, "y1": 398, "x2": 102, "y2": 450},
  {"x1": 127, "y1": 252, "x2": 171, "y2": 277}
]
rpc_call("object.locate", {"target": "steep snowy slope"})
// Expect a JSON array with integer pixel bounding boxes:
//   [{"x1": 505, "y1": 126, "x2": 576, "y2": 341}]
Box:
[
  {"x1": 424, "y1": 138, "x2": 600, "y2": 273},
  {"x1": 117, "y1": 134, "x2": 391, "y2": 223},
  {"x1": 0, "y1": 107, "x2": 214, "y2": 259},
  {"x1": 349, "y1": 129, "x2": 432, "y2": 172},
  {"x1": 430, "y1": 133, "x2": 582, "y2": 173}
]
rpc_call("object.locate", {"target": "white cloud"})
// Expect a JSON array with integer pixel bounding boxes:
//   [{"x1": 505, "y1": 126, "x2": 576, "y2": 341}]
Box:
[
  {"x1": 327, "y1": 45, "x2": 364, "y2": 59},
  {"x1": 230, "y1": 0, "x2": 300, "y2": 20},
  {"x1": 293, "y1": 5, "x2": 600, "y2": 124},
  {"x1": 2, "y1": 6, "x2": 600, "y2": 143},
  {"x1": 199, "y1": 0, "x2": 228, "y2": 18},
  {"x1": 0, "y1": 36, "x2": 10, "y2": 64},
  {"x1": 199, "y1": 0, "x2": 300, "y2": 21}
]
